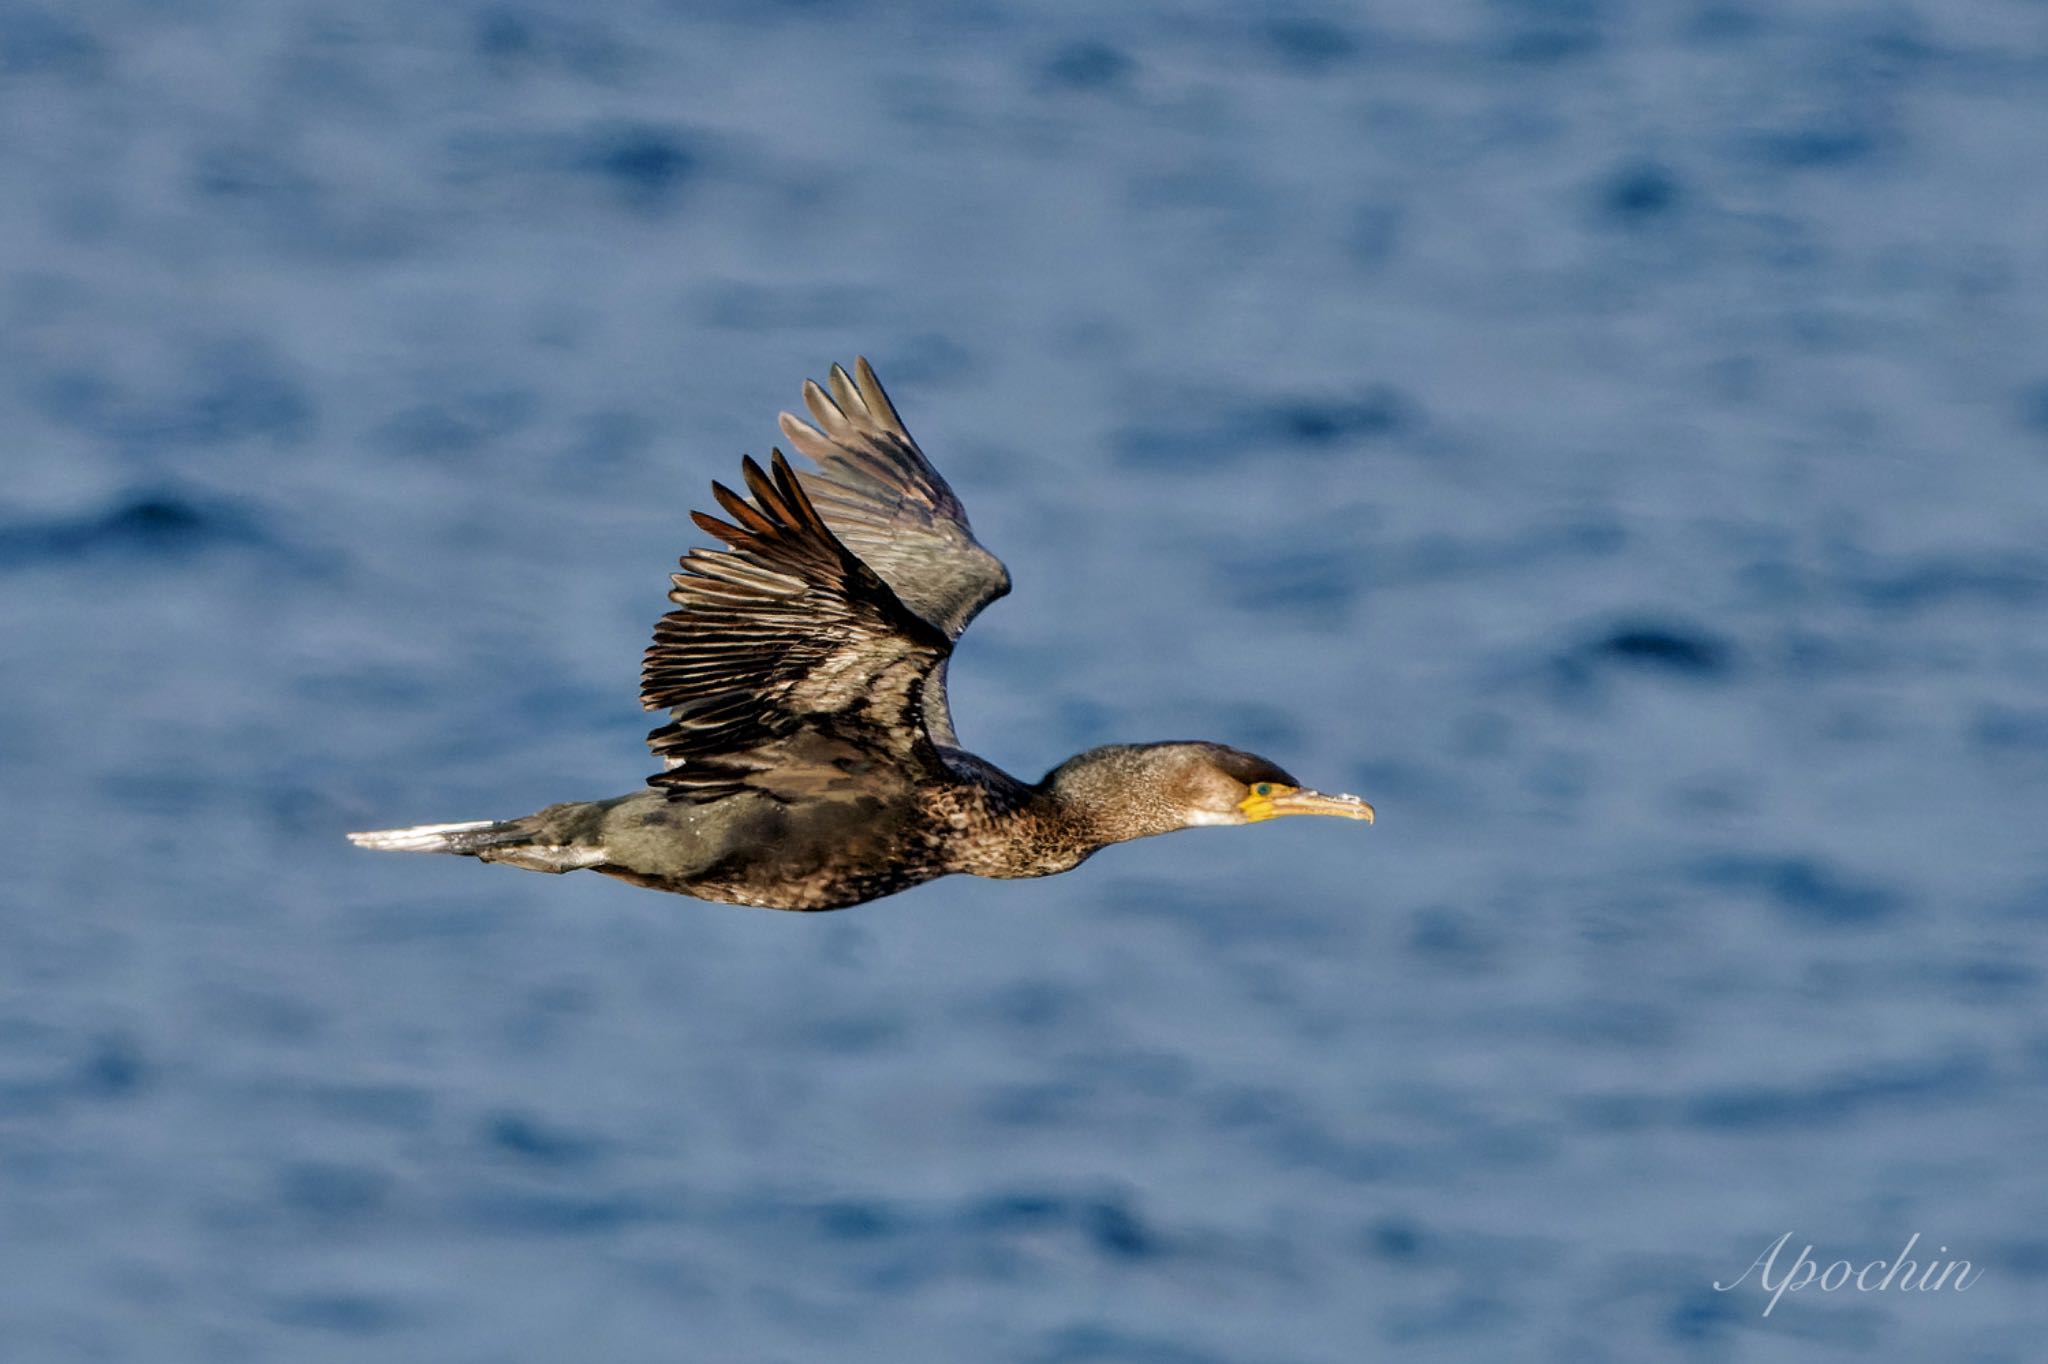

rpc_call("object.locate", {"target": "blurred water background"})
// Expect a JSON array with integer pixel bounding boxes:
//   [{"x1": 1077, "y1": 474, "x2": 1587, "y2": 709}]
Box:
[{"x1": 4, "y1": 1, "x2": 2047, "y2": 1360}]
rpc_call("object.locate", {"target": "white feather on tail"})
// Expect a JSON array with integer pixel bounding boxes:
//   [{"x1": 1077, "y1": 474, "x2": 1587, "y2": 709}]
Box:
[{"x1": 347, "y1": 820, "x2": 498, "y2": 853}]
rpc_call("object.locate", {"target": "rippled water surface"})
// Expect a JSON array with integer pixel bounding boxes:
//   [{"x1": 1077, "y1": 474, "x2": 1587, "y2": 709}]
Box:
[{"x1": 4, "y1": 3, "x2": 2046, "y2": 1360}]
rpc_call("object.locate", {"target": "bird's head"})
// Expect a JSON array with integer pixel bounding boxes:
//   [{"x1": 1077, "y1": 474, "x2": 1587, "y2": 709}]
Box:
[{"x1": 1041, "y1": 741, "x2": 1374, "y2": 844}]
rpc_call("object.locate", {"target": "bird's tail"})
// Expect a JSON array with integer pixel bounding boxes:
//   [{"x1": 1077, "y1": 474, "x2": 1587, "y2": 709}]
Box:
[
  {"x1": 347, "y1": 807, "x2": 611, "y2": 874},
  {"x1": 346, "y1": 819, "x2": 524, "y2": 856}
]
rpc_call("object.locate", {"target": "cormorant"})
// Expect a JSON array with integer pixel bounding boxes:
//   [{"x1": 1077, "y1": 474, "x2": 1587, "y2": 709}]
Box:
[{"x1": 349, "y1": 359, "x2": 1373, "y2": 910}]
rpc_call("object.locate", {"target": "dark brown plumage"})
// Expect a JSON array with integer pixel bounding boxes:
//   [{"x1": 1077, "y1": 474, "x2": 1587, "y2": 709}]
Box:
[{"x1": 349, "y1": 358, "x2": 1373, "y2": 911}]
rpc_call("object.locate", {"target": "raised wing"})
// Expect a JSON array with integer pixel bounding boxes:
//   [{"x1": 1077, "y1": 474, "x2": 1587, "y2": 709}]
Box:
[
  {"x1": 778, "y1": 358, "x2": 1009, "y2": 746},
  {"x1": 640, "y1": 450, "x2": 951, "y2": 802}
]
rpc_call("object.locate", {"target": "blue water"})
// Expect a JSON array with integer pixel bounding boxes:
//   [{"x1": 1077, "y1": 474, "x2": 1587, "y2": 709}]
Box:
[{"x1": 3, "y1": 3, "x2": 2046, "y2": 1360}]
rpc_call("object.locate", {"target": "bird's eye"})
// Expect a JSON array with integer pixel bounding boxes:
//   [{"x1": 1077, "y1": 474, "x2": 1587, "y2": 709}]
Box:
[{"x1": 1253, "y1": 783, "x2": 1274, "y2": 797}]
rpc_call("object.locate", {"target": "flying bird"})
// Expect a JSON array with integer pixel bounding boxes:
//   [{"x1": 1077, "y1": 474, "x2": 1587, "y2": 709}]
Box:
[{"x1": 349, "y1": 360, "x2": 1373, "y2": 910}]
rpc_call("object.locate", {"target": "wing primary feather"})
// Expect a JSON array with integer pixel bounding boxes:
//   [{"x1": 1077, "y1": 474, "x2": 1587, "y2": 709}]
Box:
[
  {"x1": 853, "y1": 356, "x2": 905, "y2": 431},
  {"x1": 803, "y1": 378, "x2": 848, "y2": 434},
  {"x1": 777, "y1": 412, "x2": 835, "y2": 464},
  {"x1": 690, "y1": 509, "x2": 750, "y2": 544},
  {"x1": 739, "y1": 455, "x2": 797, "y2": 526},
  {"x1": 828, "y1": 363, "x2": 867, "y2": 421},
  {"x1": 769, "y1": 450, "x2": 831, "y2": 535}
]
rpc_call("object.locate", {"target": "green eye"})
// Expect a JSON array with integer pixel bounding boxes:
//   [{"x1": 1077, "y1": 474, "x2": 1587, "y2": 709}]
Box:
[{"x1": 1253, "y1": 783, "x2": 1273, "y2": 797}]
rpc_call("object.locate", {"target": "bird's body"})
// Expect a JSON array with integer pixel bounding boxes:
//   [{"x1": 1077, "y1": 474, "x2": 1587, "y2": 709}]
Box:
[{"x1": 351, "y1": 360, "x2": 1372, "y2": 910}]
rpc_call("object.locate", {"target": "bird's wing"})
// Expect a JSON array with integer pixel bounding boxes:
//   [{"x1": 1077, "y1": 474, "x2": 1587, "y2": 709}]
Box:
[
  {"x1": 640, "y1": 450, "x2": 952, "y2": 802},
  {"x1": 777, "y1": 358, "x2": 1010, "y2": 747}
]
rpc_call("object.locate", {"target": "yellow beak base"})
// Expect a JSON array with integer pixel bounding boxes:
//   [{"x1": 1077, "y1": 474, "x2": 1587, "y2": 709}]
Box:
[{"x1": 1237, "y1": 787, "x2": 1376, "y2": 824}]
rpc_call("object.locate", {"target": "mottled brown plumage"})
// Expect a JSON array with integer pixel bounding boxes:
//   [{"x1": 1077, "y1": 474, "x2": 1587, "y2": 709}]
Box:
[{"x1": 349, "y1": 358, "x2": 1373, "y2": 911}]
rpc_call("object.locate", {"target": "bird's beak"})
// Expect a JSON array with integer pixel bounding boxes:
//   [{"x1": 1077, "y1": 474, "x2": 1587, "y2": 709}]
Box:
[{"x1": 1239, "y1": 787, "x2": 1376, "y2": 824}]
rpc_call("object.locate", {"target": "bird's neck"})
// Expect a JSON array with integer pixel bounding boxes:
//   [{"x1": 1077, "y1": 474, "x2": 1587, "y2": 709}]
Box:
[
  {"x1": 1029, "y1": 747, "x2": 1187, "y2": 848},
  {"x1": 935, "y1": 748, "x2": 1177, "y2": 880}
]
